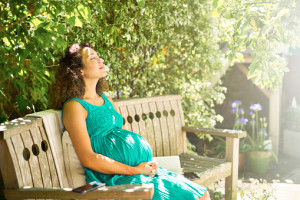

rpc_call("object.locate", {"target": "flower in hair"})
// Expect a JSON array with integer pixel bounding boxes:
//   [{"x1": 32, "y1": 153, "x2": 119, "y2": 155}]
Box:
[{"x1": 69, "y1": 43, "x2": 80, "y2": 54}]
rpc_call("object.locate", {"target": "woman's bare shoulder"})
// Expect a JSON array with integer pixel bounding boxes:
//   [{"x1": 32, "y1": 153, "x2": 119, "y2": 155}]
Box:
[{"x1": 63, "y1": 99, "x2": 87, "y2": 118}]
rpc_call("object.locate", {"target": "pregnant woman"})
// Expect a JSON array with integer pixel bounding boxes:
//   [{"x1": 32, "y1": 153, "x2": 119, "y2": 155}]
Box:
[{"x1": 50, "y1": 43, "x2": 210, "y2": 200}]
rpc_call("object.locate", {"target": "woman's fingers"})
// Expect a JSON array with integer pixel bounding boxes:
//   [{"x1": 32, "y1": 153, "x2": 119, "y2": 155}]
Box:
[{"x1": 147, "y1": 160, "x2": 158, "y2": 168}]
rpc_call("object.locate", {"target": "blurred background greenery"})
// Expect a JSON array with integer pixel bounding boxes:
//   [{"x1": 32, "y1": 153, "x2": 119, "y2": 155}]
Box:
[{"x1": 1, "y1": 0, "x2": 300, "y2": 137}]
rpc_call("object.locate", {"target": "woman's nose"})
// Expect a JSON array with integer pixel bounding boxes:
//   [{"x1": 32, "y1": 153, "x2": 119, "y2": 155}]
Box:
[{"x1": 99, "y1": 58, "x2": 104, "y2": 63}]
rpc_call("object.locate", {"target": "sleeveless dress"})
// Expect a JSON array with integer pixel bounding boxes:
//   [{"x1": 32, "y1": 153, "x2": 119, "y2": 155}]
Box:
[{"x1": 62, "y1": 93, "x2": 207, "y2": 200}]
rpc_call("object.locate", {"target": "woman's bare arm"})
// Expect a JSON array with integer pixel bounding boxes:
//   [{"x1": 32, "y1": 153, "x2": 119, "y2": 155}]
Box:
[{"x1": 62, "y1": 100, "x2": 139, "y2": 175}]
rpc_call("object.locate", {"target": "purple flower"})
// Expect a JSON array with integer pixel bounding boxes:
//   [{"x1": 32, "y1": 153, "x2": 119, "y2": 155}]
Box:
[
  {"x1": 231, "y1": 108, "x2": 237, "y2": 114},
  {"x1": 259, "y1": 128, "x2": 268, "y2": 136},
  {"x1": 232, "y1": 100, "x2": 242, "y2": 108},
  {"x1": 236, "y1": 117, "x2": 248, "y2": 125},
  {"x1": 250, "y1": 103, "x2": 262, "y2": 111},
  {"x1": 239, "y1": 108, "x2": 244, "y2": 115},
  {"x1": 250, "y1": 111, "x2": 254, "y2": 116}
]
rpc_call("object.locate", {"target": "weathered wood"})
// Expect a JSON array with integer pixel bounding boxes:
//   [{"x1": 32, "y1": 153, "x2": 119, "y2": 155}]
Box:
[
  {"x1": 39, "y1": 125, "x2": 60, "y2": 188},
  {"x1": 21, "y1": 130, "x2": 44, "y2": 188},
  {"x1": 118, "y1": 105, "x2": 132, "y2": 132},
  {"x1": 10, "y1": 133, "x2": 33, "y2": 187},
  {"x1": 114, "y1": 94, "x2": 182, "y2": 106},
  {"x1": 0, "y1": 118, "x2": 42, "y2": 140},
  {"x1": 141, "y1": 102, "x2": 157, "y2": 157},
  {"x1": 156, "y1": 101, "x2": 170, "y2": 156},
  {"x1": 31, "y1": 126, "x2": 52, "y2": 188},
  {"x1": 170, "y1": 99, "x2": 184, "y2": 155},
  {"x1": 225, "y1": 138, "x2": 239, "y2": 200},
  {"x1": 4, "y1": 184, "x2": 154, "y2": 200},
  {"x1": 0, "y1": 140, "x2": 22, "y2": 189},
  {"x1": 127, "y1": 104, "x2": 140, "y2": 134},
  {"x1": 183, "y1": 126, "x2": 247, "y2": 138},
  {"x1": 163, "y1": 100, "x2": 177, "y2": 156},
  {"x1": 149, "y1": 101, "x2": 163, "y2": 156},
  {"x1": 177, "y1": 99, "x2": 187, "y2": 154},
  {"x1": 180, "y1": 154, "x2": 232, "y2": 187},
  {"x1": 134, "y1": 103, "x2": 148, "y2": 141}
]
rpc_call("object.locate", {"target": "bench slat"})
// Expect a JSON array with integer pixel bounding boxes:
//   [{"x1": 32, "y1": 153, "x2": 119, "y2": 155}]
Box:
[
  {"x1": 10, "y1": 134, "x2": 33, "y2": 187},
  {"x1": 31, "y1": 126, "x2": 53, "y2": 188},
  {"x1": 156, "y1": 101, "x2": 171, "y2": 156},
  {"x1": 149, "y1": 101, "x2": 163, "y2": 156},
  {"x1": 39, "y1": 124, "x2": 60, "y2": 188},
  {"x1": 163, "y1": 100, "x2": 177, "y2": 156},
  {"x1": 179, "y1": 154, "x2": 232, "y2": 187},
  {"x1": 127, "y1": 104, "x2": 140, "y2": 134},
  {"x1": 119, "y1": 105, "x2": 132, "y2": 132},
  {"x1": 22, "y1": 130, "x2": 44, "y2": 188},
  {"x1": 134, "y1": 103, "x2": 148, "y2": 141},
  {"x1": 183, "y1": 126, "x2": 247, "y2": 138},
  {"x1": 141, "y1": 102, "x2": 157, "y2": 157},
  {"x1": 1, "y1": 139, "x2": 23, "y2": 188},
  {"x1": 4, "y1": 184, "x2": 154, "y2": 200},
  {"x1": 170, "y1": 100, "x2": 184, "y2": 155}
]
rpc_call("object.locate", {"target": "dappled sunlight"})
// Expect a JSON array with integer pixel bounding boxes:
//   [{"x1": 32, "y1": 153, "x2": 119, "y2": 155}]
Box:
[
  {"x1": 22, "y1": 186, "x2": 33, "y2": 189},
  {"x1": 0, "y1": 118, "x2": 32, "y2": 132},
  {"x1": 62, "y1": 188, "x2": 72, "y2": 191},
  {"x1": 0, "y1": 126, "x2": 6, "y2": 131},
  {"x1": 124, "y1": 184, "x2": 152, "y2": 192}
]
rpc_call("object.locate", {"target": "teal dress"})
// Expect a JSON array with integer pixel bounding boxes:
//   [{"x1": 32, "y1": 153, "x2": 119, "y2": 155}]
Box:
[{"x1": 62, "y1": 93, "x2": 207, "y2": 200}]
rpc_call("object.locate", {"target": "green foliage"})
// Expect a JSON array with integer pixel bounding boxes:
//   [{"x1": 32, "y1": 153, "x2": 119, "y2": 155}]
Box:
[
  {"x1": 0, "y1": 0, "x2": 88, "y2": 120},
  {"x1": 213, "y1": 0, "x2": 300, "y2": 89},
  {"x1": 1, "y1": 0, "x2": 300, "y2": 136}
]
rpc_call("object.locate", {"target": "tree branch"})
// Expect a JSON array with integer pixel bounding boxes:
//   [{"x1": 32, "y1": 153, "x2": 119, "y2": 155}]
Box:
[{"x1": 0, "y1": 14, "x2": 28, "y2": 32}]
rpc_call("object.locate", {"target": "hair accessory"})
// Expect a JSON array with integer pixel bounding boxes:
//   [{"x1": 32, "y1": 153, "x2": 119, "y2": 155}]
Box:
[{"x1": 69, "y1": 43, "x2": 80, "y2": 54}]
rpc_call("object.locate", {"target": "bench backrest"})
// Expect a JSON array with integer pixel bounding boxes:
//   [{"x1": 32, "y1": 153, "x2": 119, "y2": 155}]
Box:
[
  {"x1": 114, "y1": 94, "x2": 187, "y2": 157},
  {"x1": 0, "y1": 94, "x2": 186, "y2": 190}
]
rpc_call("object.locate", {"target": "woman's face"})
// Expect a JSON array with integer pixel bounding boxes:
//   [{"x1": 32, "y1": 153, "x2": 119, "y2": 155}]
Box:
[{"x1": 80, "y1": 47, "x2": 106, "y2": 79}]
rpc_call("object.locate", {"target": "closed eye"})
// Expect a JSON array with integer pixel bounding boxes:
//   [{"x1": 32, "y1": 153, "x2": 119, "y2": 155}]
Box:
[{"x1": 90, "y1": 57, "x2": 99, "y2": 60}]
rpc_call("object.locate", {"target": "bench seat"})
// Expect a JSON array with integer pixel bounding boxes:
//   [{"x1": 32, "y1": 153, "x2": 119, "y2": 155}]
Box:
[{"x1": 180, "y1": 154, "x2": 231, "y2": 186}]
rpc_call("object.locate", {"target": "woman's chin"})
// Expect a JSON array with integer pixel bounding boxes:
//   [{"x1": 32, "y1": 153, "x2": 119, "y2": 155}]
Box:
[{"x1": 99, "y1": 72, "x2": 107, "y2": 78}]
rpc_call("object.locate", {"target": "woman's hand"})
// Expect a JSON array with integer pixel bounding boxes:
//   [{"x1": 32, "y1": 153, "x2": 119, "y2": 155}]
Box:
[{"x1": 135, "y1": 159, "x2": 158, "y2": 177}]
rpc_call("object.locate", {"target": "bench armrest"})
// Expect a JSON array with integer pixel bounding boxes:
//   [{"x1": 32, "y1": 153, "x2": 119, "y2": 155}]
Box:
[
  {"x1": 4, "y1": 184, "x2": 154, "y2": 200},
  {"x1": 182, "y1": 126, "x2": 247, "y2": 138}
]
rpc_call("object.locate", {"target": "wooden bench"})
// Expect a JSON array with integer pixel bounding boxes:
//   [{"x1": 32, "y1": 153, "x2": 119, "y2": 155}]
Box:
[{"x1": 0, "y1": 94, "x2": 246, "y2": 200}]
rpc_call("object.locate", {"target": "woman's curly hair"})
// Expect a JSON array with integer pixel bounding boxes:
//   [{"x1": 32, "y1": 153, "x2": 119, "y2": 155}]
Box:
[{"x1": 49, "y1": 43, "x2": 109, "y2": 110}]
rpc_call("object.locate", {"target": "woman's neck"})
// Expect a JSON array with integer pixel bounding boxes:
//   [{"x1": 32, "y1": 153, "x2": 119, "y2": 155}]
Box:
[{"x1": 82, "y1": 79, "x2": 99, "y2": 99}]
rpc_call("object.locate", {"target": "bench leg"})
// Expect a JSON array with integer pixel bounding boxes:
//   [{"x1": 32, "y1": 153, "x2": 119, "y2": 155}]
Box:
[{"x1": 225, "y1": 138, "x2": 239, "y2": 200}]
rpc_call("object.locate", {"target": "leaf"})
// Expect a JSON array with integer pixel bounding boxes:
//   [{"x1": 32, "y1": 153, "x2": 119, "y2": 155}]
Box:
[
  {"x1": 213, "y1": 0, "x2": 223, "y2": 8},
  {"x1": 78, "y1": 4, "x2": 91, "y2": 22},
  {"x1": 75, "y1": 16, "x2": 83, "y2": 27},
  {"x1": 37, "y1": 22, "x2": 50, "y2": 29},
  {"x1": 137, "y1": 0, "x2": 145, "y2": 8},
  {"x1": 57, "y1": 24, "x2": 67, "y2": 34},
  {"x1": 213, "y1": 0, "x2": 219, "y2": 8},
  {"x1": 276, "y1": 8, "x2": 290, "y2": 19},
  {"x1": 16, "y1": 94, "x2": 29, "y2": 111},
  {"x1": 67, "y1": 16, "x2": 76, "y2": 26}
]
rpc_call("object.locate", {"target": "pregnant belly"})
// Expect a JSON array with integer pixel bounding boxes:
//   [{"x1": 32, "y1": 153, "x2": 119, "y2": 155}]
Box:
[{"x1": 92, "y1": 128, "x2": 153, "y2": 166}]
